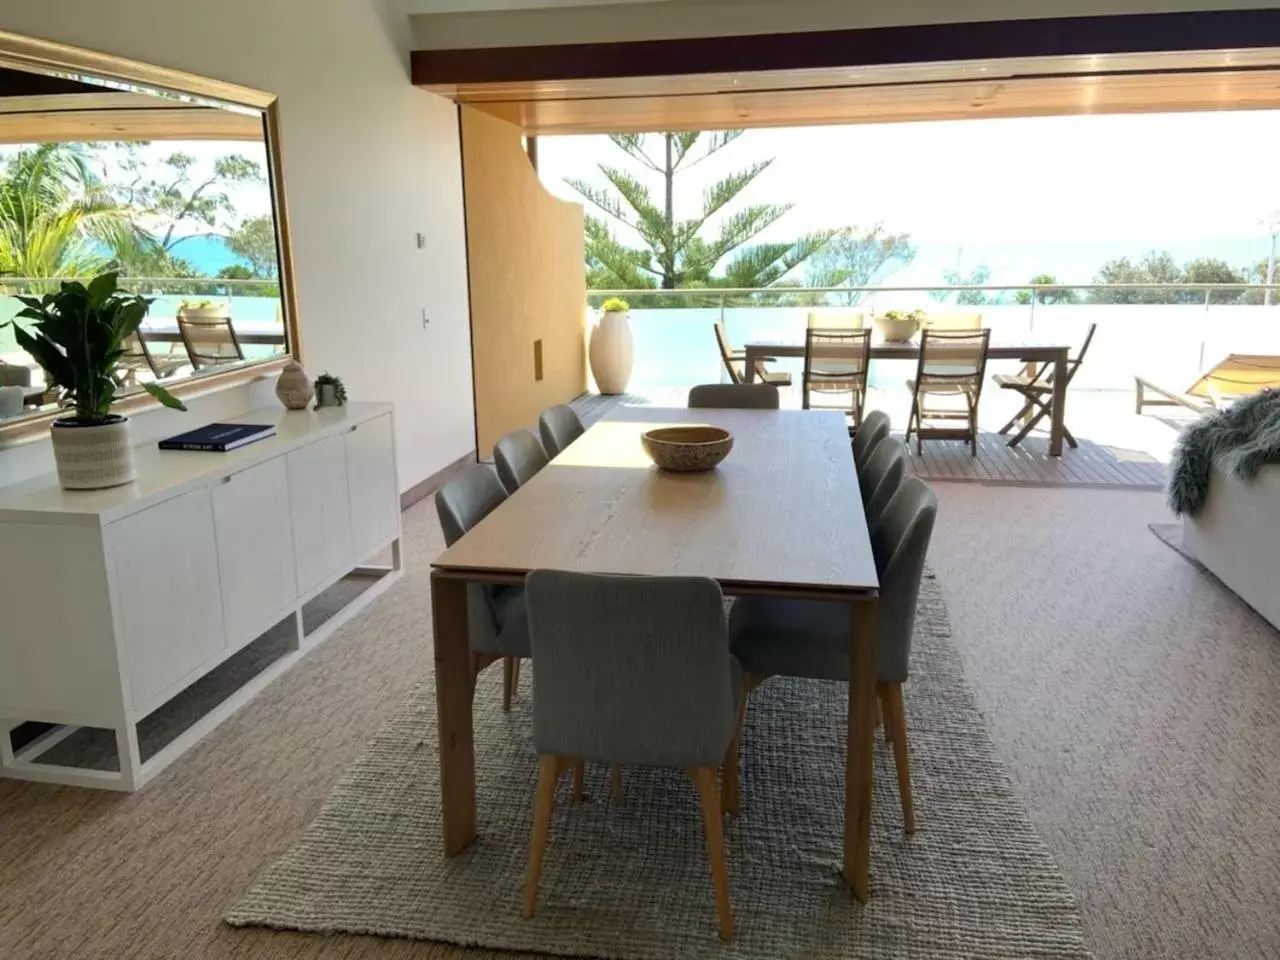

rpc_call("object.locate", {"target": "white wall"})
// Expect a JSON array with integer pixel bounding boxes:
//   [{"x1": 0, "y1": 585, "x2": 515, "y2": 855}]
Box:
[
  {"x1": 411, "y1": 0, "x2": 1279, "y2": 48},
  {"x1": 0, "y1": 0, "x2": 474, "y2": 492}
]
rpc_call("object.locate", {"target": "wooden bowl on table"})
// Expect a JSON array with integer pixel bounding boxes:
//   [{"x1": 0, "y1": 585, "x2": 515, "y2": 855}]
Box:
[{"x1": 641, "y1": 425, "x2": 734, "y2": 473}]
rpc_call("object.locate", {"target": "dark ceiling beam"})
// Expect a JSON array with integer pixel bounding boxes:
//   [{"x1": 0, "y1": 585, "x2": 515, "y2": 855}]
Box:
[
  {"x1": 412, "y1": 9, "x2": 1280, "y2": 86},
  {"x1": 0, "y1": 65, "x2": 103, "y2": 99}
]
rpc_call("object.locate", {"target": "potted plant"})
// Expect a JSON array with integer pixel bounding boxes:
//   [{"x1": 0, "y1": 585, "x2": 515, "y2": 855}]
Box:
[
  {"x1": 177, "y1": 298, "x2": 230, "y2": 320},
  {"x1": 313, "y1": 372, "x2": 347, "y2": 409},
  {"x1": 874, "y1": 308, "x2": 926, "y2": 343},
  {"x1": 7, "y1": 272, "x2": 187, "y2": 490},
  {"x1": 589, "y1": 296, "x2": 635, "y2": 395}
]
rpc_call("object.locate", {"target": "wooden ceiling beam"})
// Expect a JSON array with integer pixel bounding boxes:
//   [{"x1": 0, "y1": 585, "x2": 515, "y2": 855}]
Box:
[{"x1": 412, "y1": 9, "x2": 1280, "y2": 86}]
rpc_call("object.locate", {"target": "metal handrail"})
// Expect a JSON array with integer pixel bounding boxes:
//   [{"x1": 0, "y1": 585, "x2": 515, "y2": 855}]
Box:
[
  {"x1": 589, "y1": 282, "x2": 1280, "y2": 295},
  {"x1": 0, "y1": 276, "x2": 275, "y2": 288}
]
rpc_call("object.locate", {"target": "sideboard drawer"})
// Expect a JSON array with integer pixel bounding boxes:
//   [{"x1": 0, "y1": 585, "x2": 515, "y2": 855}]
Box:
[
  {"x1": 287, "y1": 433, "x2": 353, "y2": 594},
  {"x1": 109, "y1": 487, "x2": 227, "y2": 711}
]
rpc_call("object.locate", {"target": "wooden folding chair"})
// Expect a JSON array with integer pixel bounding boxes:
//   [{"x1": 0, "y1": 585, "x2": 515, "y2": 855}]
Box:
[
  {"x1": 905, "y1": 328, "x2": 991, "y2": 456},
  {"x1": 713, "y1": 321, "x2": 790, "y2": 387},
  {"x1": 994, "y1": 323, "x2": 1096, "y2": 448},
  {"x1": 802, "y1": 327, "x2": 872, "y2": 429},
  {"x1": 178, "y1": 314, "x2": 246, "y2": 371},
  {"x1": 118, "y1": 330, "x2": 187, "y2": 386}
]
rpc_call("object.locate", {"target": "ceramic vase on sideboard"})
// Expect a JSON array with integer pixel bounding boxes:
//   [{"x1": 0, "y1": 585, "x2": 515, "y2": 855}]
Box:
[{"x1": 589, "y1": 310, "x2": 634, "y2": 395}]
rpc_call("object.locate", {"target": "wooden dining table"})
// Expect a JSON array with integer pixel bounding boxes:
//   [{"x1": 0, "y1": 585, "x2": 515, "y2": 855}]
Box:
[
  {"x1": 742, "y1": 338, "x2": 1072, "y2": 455},
  {"x1": 430, "y1": 405, "x2": 882, "y2": 900}
]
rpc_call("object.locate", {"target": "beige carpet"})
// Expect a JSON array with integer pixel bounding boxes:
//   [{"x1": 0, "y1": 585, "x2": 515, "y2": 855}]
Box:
[
  {"x1": 1, "y1": 484, "x2": 1278, "y2": 959},
  {"x1": 225, "y1": 576, "x2": 1088, "y2": 959}
]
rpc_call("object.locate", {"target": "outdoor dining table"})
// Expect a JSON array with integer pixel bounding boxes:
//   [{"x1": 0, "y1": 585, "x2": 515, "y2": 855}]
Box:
[
  {"x1": 430, "y1": 405, "x2": 882, "y2": 900},
  {"x1": 743, "y1": 338, "x2": 1073, "y2": 455}
]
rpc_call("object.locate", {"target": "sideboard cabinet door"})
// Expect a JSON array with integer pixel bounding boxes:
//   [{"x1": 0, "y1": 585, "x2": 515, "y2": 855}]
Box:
[
  {"x1": 109, "y1": 488, "x2": 227, "y2": 712},
  {"x1": 344, "y1": 414, "x2": 398, "y2": 560},
  {"x1": 212, "y1": 456, "x2": 298, "y2": 647},
  {"x1": 287, "y1": 434, "x2": 353, "y2": 594}
]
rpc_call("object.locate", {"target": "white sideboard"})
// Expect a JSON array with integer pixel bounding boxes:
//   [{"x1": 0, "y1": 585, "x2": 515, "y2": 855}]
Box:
[{"x1": 0, "y1": 401, "x2": 402, "y2": 790}]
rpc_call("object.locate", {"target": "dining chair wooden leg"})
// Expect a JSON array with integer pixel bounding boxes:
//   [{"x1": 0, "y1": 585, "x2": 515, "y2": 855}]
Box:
[
  {"x1": 524, "y1": 755, "x2": 563, "y2": 917},
  {"x1": 610, "y1": 764, "x2": 623, "y2": 804},
  {"x1": 722, "y1": 682, "x2": 748, "y2": 815},
  {"x1": 688, "y1": 765, "x2": 734, "y2": 942},
  {"x1": 513, "y1": 657, "x2": 521, "y2": 689},
  {"x1": 878, "y1": 683, "x2": 916, "y2": 835},
  {"x1": 502, "y1": 657, "x2": 516, "y2": 712},
  {"x1": 572, "y1": 759, "x2": 584, "y2": 801}
]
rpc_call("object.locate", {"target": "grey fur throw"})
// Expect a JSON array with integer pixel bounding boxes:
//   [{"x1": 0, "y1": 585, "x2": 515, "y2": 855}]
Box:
[{"x1": 1168, "y1": 388, "x2": 1280, "y2": 516}]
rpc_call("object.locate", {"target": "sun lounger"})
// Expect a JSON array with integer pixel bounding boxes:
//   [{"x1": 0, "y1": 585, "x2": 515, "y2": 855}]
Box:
[{"x1": 1135, "y1": 354, "x2": 1280, "y2": 415}]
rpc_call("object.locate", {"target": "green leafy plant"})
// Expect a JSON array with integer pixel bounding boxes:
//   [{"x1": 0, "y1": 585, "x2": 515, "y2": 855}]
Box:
[
  {"x1": 178, "y1": 298, "x2": 219, "y2": 310},
  {"x1": 600, "y1": 297, "x2": 630, "y2": 313},
  {"x1": 313, "y1": 371, "x2": 347, "y2": 409},
  {"x1": 5, "y1": 271, "x2": 187, "y2": 423}
]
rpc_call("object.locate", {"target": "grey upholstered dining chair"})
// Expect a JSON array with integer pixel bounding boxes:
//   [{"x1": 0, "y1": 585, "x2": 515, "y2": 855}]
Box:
[
  {"x1": 435, "y1": 464, "x2": 529, "y2": 711},
  {"x1": 860, "y1": 437, "x2": 908, "y2": 530},
  {"x1": 493, "y1": 429, "x2": 549, "y2": 494},
  {"x1": 522, "y1": 570, "x2": 742, "y2": 942},
  {"x1": 687, "y1": 382, "x2": 780, "y2": 410},
  {"x1": 728, "y1": 477, "x2": 937, "y2": 835},
  {"x1": 852, "y1": 409, "x2": 891, "y2": 472},
  {"x1": 538, "y1": 404, "x2": 585, "y2": 458}
]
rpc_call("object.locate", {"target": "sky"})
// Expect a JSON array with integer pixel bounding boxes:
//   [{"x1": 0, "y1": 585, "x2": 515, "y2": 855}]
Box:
[{"x1": 537, "y1": 110, "x2": 1280, "y2": 286}]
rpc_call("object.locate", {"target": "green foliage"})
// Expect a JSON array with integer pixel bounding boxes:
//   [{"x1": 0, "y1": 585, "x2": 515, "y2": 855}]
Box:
[
  {"x1": 882, "y1": 308, "x2": 927, "y2": 325},
  {"x1": 1014, "y1": 273, "x2": 1080, "y2": 305},
  {"x1": 105, "y1": 144, "x2": 264, "y2": 255},
  {"x1": 226, "y1": 214, "x2": 279, "y2": 278},
  {"x1": 804, "y1": 225, "x2": 916, "y2": 305},
  {"x1": 0, "y1": 144, "x2": 151, "y2": 280},
  {"x1": 1089, "y1": 251, "x2": 1251, "y2": 304},
  {"x1": 931, "y1": 265, "x2": 1002, "y2": 305},
  {"x1": 5, "y1": 271, "x2": 186, "y2": 422},
  {"x1": 566, "y1": 132, "x2": 834, "y2": 291},
  {"x1": 600, "y1": 297, "x2": 630, "y2": 313}
]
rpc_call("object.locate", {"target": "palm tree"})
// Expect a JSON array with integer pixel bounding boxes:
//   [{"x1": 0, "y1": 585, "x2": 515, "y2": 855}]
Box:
[{"x1": 0, "y1": 143, "x2": 152, "y2": 282}]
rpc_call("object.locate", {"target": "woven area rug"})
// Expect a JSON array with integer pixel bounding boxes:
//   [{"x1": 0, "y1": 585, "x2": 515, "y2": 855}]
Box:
[{"x1": 226, "y1": 575, "x2": 1090, "y2": 959}]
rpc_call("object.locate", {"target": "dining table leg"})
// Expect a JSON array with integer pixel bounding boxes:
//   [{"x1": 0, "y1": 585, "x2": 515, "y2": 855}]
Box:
[
  {"x1": 742, "y1": 347, "x2": 759, "y2": 383},
  {"x1": 1049, "y1": 348, "x2": 1068, "y2": 456},
  {"x1": 431, "y1": 570, "x2": 478, "y2": 856},
  {"x1": 843, "y1": 595, "x2": 878, "y2": 902}
]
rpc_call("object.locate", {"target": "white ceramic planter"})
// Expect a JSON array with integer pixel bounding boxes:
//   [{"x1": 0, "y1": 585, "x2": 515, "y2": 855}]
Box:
[
  {"x1": 589, "y1": 310, "x2": 635, "y2": 395},
  {"x1": 50, "y1": 416, "x2": 137, "y2": 490},
  {"x1": 317, "y1": 383, "x2": 341, "y2": 408},
  {"x1": 0, "y1": 385, "x2": 24, "y2": 420}
]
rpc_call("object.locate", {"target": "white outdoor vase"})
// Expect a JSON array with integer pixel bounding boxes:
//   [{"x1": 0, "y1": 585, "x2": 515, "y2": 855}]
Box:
[{"x1": 589, "y1": 310, "x2": 634, "y2": 395}]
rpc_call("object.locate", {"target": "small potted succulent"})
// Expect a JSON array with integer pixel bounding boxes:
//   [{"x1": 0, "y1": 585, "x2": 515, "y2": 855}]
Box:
[
  {"x1": 6, "y1": 272, "x2": 186, "y2": 489},
  {"x1": 313, "y1": 371, "x2": 347, "y2": 409},
  {"x1": 589, "y1": 296, "x2": 634, "y2": 395},
  {"x1": 874, "y1": 308, "x2": 926, "y2": 343}
]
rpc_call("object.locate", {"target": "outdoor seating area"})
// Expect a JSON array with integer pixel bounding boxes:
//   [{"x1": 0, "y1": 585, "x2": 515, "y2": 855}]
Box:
[{"x1": 0, "y1": 309, "x2": 286, "y2": 417}]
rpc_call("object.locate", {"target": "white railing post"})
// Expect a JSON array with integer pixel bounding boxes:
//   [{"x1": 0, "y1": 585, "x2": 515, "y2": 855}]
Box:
[{"x1": 1028, "y1": 288, "x2": 1036, "y2": 333}]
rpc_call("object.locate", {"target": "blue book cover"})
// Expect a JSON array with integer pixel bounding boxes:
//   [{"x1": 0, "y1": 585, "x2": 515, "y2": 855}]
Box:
[{"x1": 158, "y1": 422, "x2": 276, "y2": 452}]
